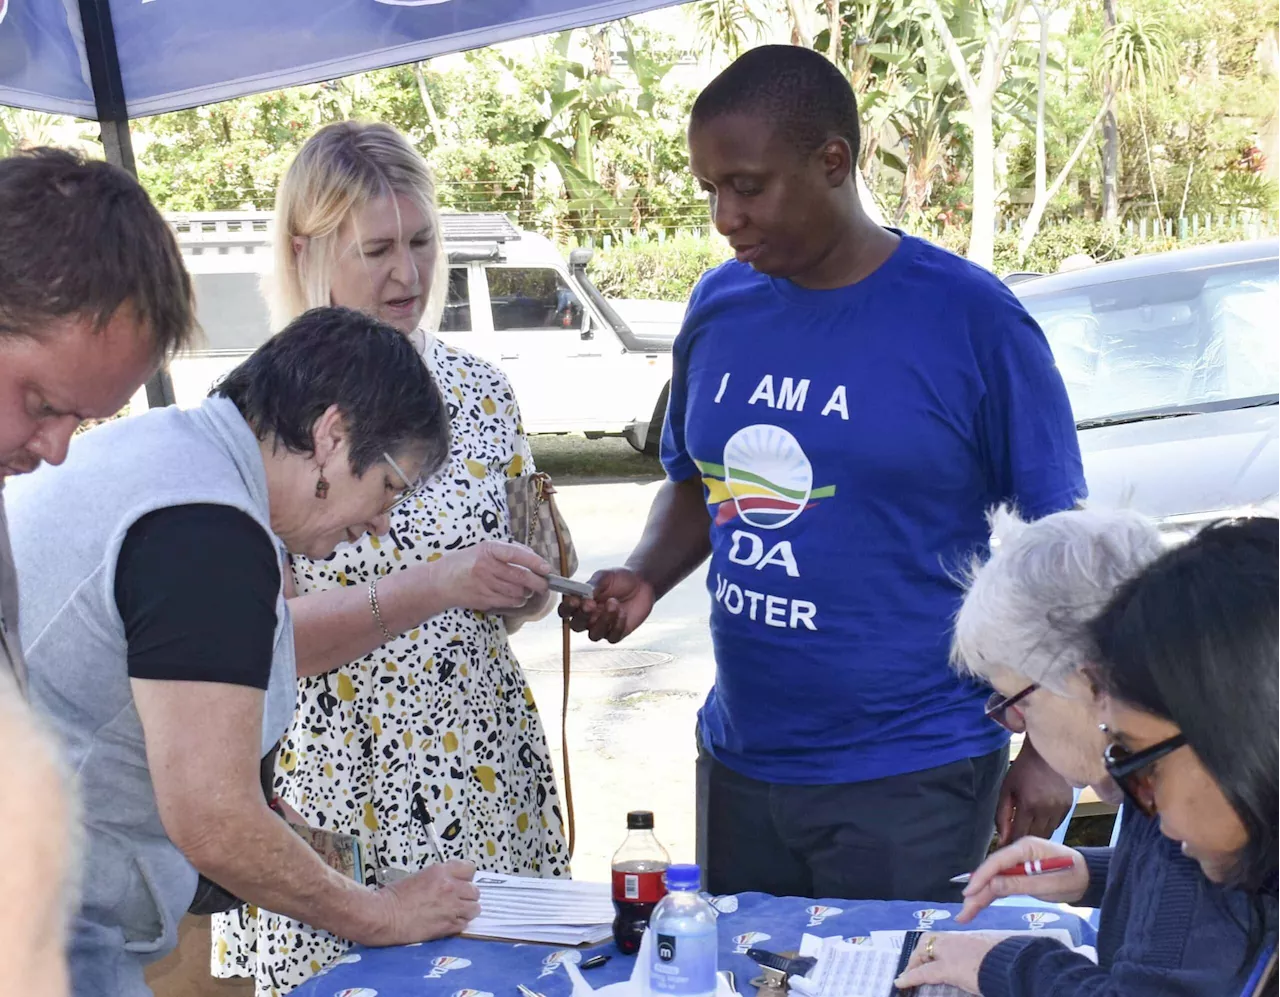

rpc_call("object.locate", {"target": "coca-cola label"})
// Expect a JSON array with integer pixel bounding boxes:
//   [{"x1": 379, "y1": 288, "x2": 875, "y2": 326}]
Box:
[{"x1": 612, "y1": 869, "x2": 667, "y2": 903}]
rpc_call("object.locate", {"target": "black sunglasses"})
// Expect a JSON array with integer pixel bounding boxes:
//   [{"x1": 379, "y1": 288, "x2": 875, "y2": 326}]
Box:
[
  {"x1": 1101, "y1": 726, "x2": 1188, "y2": 817},
  {"x1": 984, "y1": 683, "x2": 1039, "y2": 733}
]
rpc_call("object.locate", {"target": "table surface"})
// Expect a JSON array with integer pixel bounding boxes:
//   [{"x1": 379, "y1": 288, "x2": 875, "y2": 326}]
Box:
[{"x1": 290, "y1": 892, "x2": 1097, "y2": 997}]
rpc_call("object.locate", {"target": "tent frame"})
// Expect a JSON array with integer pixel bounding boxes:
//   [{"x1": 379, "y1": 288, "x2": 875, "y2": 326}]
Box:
[{"x1": 77, "y1": 0, "x2": 176, "y2": 406}]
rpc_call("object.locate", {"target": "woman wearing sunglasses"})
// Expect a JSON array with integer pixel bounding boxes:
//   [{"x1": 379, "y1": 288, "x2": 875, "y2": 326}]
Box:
[
  {"x1": 1093, "y1": 517, "x2": 1278, "y2": 994},
  {"x1": 897, "y1": 506, "x2": 1269, "y2": 997}
]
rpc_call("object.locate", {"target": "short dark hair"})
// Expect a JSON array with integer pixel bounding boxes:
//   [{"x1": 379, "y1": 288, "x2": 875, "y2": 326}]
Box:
[
  {"x1": 1090, "y1": 518, "x2": 1279, "y2": 891},
  {"x1": 0, "y1": 147, "x2": 195, "y2": 359},
  {"x1": 214, "y1": 307, "x2": 449, "y2": 477},
  {"x1": 690, "y1": 45, "x2": 861, "y2": 160}
]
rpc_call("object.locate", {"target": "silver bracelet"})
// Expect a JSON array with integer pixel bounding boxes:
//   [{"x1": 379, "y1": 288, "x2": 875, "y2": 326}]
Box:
[{"x1": 368, "y1": 577, "x2": 396, "y2": 643}]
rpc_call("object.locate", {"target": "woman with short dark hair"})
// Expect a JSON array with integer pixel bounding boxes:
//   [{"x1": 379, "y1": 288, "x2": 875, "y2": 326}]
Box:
[{"x1": 8, "y1": 307, "x2": 479, "y2": 997}]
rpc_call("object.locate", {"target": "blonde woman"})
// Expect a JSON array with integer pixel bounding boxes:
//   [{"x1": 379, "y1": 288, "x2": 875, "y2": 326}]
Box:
[{"x1": 212, "y1": 121, "x2": 570, "y2": 995}]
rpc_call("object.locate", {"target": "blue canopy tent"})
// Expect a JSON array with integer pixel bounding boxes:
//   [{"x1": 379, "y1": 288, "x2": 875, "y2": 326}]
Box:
[{"x1": 0, "y1": 0, "x2": 687, "y2": 401}]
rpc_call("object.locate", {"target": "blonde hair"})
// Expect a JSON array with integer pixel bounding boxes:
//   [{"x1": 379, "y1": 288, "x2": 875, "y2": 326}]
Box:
[{"x1": 268, "y1": 121, "x2": 447, "y2": 333}]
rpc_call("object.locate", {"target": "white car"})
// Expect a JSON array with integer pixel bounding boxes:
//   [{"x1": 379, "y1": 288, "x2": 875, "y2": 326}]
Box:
[
  {"x1": 137, "y1": 212, "x2": 680, "y2": 453},
  {"x1": 1012, "y1": 237, "x2": 1279, "y2": 539}
]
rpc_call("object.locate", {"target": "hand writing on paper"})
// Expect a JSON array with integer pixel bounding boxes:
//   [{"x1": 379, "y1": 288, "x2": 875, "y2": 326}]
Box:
[
  {"x1": 956, "y1": 837, "x2": 1089, "y2": 924},
  {"x1": 894, "y1": 931, "x2": 1018, "y2": 993},
  {"x1": 558, "y1": 568, "x2": 655, "y2": 644},
  {"x1": 376, "y1": 860, "x2": 481, "y2": 946}
]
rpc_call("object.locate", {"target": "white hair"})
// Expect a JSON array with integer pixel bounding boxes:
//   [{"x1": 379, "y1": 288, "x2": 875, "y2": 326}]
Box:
[{"x1": 952, "y1": 504, "x2": 1165, "y2": 692}]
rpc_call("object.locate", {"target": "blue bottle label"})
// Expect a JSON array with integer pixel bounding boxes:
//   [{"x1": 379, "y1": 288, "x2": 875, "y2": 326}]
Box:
[{"x1": 649, "y1": 931, "x2": 717, "y2": 995}]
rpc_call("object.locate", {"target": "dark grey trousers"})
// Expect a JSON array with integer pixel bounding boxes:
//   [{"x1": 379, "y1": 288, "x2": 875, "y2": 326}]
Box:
[{"x1": 695, "y1": 737, "x2": 1008, "y2": 903}]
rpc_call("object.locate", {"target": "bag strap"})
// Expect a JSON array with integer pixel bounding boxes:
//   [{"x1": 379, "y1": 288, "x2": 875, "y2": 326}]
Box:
[{"x1": 541, "y1": 477, "x2": 576, "y2": 860}]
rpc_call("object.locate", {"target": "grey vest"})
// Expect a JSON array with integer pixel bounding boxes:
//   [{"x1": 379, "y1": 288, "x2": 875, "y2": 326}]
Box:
[{"x1": 6, "y1": 396, "x2": 296, "y2": 997}]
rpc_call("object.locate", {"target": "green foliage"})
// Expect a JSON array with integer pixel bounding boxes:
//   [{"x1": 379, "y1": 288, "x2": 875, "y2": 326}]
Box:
[{"x1": 587, "y1": 232, "x2": 731, "y2": 299}]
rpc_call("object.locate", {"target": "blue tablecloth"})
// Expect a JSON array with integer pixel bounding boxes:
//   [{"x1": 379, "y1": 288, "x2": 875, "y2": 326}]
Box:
[{"x1": 291, "y1": 893, "x2": 1096, "y2": 997}]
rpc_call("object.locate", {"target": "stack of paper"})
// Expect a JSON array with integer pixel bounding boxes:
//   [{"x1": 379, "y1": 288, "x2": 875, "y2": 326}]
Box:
[{"x1": 464, "y1": 872, "x2": 616, "y2": 946}]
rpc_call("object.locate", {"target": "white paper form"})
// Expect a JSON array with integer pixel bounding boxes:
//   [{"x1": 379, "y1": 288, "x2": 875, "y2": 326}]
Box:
[
  {"x1": 464, "y1": 872, "x2": 616, "y2": 945},
  {"x1": 789, "y1": 930, "x2": 1095, "y2": 997}
]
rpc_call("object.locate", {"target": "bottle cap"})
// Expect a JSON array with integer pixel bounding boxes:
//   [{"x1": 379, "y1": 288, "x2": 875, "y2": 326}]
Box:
[
  {"x1": 664, "y1": 864, "x2": 701, "y2": 891},
  {"x1": 627, "y1": 810, "x2": 655, "y2": 830}
]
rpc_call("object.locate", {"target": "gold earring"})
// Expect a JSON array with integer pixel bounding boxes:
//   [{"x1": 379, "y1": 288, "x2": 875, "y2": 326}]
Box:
[{"x1": 315, "y1": 470, "x2": 330, "y2": 499}]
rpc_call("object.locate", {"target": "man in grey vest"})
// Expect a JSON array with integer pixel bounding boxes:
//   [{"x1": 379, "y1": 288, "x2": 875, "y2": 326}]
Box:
[{"x1": 0, "y1": 147, "x2": 197, "y2": 694}]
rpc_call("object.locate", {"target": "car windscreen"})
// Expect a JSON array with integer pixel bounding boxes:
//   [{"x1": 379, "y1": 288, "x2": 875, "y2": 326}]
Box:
[{"x1": 1020, "y1": 258, "x2": 1278, "y2": 424}]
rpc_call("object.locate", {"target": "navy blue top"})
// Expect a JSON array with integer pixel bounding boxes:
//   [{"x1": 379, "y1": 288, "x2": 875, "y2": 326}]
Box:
[
  {"x1": 980, "y1": 808, "x2": 1278, "y2": 996},
  {"x1": 661, "y1": 235, "x2": 1085, "y2": 784}
]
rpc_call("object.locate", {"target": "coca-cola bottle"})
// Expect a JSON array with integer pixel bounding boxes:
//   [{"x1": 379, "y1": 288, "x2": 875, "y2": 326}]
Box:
[{"x1": 611, "y1": 810, "x2": 670, "y2": 955}]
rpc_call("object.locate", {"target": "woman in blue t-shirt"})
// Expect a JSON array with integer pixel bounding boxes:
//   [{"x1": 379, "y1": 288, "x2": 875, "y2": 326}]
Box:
[{"x1": 895, "y1": 507, "x2": 1276, "y2": 997}]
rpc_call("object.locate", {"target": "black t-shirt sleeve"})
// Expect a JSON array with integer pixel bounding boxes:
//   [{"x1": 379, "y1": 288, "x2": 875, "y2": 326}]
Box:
[{"x1": 115, "y1": 503, "x2": 280, "y2": 688}]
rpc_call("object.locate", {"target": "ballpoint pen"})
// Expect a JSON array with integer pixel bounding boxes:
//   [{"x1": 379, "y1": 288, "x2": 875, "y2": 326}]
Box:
[{"x1": 950, "y1": 855, "x2": 1077, "y2": 885}]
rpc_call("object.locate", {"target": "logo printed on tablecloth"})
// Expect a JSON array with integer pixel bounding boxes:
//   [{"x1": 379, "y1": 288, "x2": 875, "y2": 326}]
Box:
[
  {"x1": 1023, "y1": 912, "x2": 1061, "y2": 930},
  {"x1": 538, "y1": 950, "x2": 583, "y2": 979},
  {"x1": 733, "y1": 931, "x2": 771, "y2": 954},
  {"x1": 914, "y1": 909, "x2": 952, "y2": 930},
  {"x1": 711, "y1": 895, "x2": 740, "y2": 914},
  {"x1": 334, "y1": 989, "x2": 378, "y2": 997},
  {"x1": 425, "y1": 956, "x2": 472, "y2": 980},
  {"x1": 452, "y1": 990, "x2": 497, "y2": 997},
  {"x1": 805, "y1": 905, "x2": 844, "y2": 927}
]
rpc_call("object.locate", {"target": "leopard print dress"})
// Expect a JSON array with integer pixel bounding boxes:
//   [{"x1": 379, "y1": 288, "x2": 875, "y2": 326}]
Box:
[{"x1": 211, "y1": 337, "x2": 570, "y2": 995}]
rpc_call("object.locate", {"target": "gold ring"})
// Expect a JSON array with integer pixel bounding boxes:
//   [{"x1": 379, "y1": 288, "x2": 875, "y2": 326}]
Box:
[{"x1": 924, "y1": 936, "x2": 936, "y2": 962}]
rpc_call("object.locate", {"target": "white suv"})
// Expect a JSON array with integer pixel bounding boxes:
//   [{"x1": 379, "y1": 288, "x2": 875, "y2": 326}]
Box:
[{"x1": 135, "y1": 211, "x2": 681, "y2": 453}]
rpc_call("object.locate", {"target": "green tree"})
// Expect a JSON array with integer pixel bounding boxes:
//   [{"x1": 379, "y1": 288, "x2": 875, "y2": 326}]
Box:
[
  {"x1": 1096, "y1": 12, "x2": 1172, "y2": 217},
  {"x1": 922, "y1": 0, "x2": 1033, "y2": 267}
]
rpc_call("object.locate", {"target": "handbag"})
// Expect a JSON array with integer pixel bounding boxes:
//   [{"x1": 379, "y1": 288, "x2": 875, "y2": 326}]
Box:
[
  {"x1": 504, "y1": 470, "x2": 578, "y2": 859},
  {"x1": 505, "y1": 471, "x2": 578, "y2": 578}
]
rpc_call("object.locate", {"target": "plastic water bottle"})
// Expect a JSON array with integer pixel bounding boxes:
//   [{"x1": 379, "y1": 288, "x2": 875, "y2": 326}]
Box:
[{"x1": 647, "y1": 864, "x2": 717, "y2": 997}]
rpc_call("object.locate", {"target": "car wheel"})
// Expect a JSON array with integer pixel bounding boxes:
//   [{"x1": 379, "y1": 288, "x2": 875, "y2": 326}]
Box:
[{"x1": 640, "y1": 384, "x2": 670, "y2": 456}]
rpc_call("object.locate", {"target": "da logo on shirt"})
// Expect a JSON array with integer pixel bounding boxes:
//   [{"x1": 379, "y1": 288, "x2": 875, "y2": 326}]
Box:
[
  {"x1": 538, "y1": 950, "x2": 582, "y2": 978},
  {"x1": 711, "y1": 895, "x2": 740, "y2": 914},
  {"x1": 913, "y1": 909, "x2": 952, "y2": 930},
  {"x1": 806, "y1": 905, "x2": 844, "y2": 927},
  {"x1": 733, "y1": 931, "x2": 772, "y2": 953},
  {"x1": 1023, "y1": 911, "x2": 1061, "y2": 929},
  {"x1": 425, "y1": 956, "x2": 472, "y2": 979},
  {"x1": 697, "y1": 425, "x2": 836, "y2": 530}
]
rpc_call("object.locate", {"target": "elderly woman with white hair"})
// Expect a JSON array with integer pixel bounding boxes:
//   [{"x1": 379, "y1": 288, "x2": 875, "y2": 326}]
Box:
[{"x1": 896, "y1": 505, "x2": 1270, "y2": 997}]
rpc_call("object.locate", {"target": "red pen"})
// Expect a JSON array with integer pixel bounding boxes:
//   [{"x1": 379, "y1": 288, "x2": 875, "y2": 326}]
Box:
[{"x1": 950, "y1": 855, "x2": 1076, "y2": 885}]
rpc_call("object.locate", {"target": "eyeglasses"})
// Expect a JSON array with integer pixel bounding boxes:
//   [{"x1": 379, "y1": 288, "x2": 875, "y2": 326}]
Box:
[
  {"x1": 984, "y1": 683, "x2": 1039, "y2": 733},
  {"x1": 1101, "y1": 725, "x2": 1188, "y2": 817},
  {"x1": 382, "y1": 452, "x2": 421, "y2": 513}
]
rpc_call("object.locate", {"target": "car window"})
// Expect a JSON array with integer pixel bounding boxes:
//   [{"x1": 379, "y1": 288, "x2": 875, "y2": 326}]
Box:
[
  {"x1": 440, "y1": 267, "x2": 472, "y2": 332},
  {"x1": 1021, "y1": 259, "x2": 1279, "y2": 423},
  {"x1": 190, "y1": 272, "x2": 273, "y2": 352},
  {"x1": 487, "y1": 267, "x2": 584, "y2": 331}
]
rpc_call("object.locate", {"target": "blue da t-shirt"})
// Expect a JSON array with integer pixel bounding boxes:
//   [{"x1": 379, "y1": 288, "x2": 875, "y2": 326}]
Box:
[{"x1": 662, "y1": 235, "x2": 1086, "y2": 785}]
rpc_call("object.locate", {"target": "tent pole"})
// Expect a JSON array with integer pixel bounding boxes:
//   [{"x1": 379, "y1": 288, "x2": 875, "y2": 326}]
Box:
[{"x1": 77, "y1": 0, "x2": 176, "y2": 410}]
